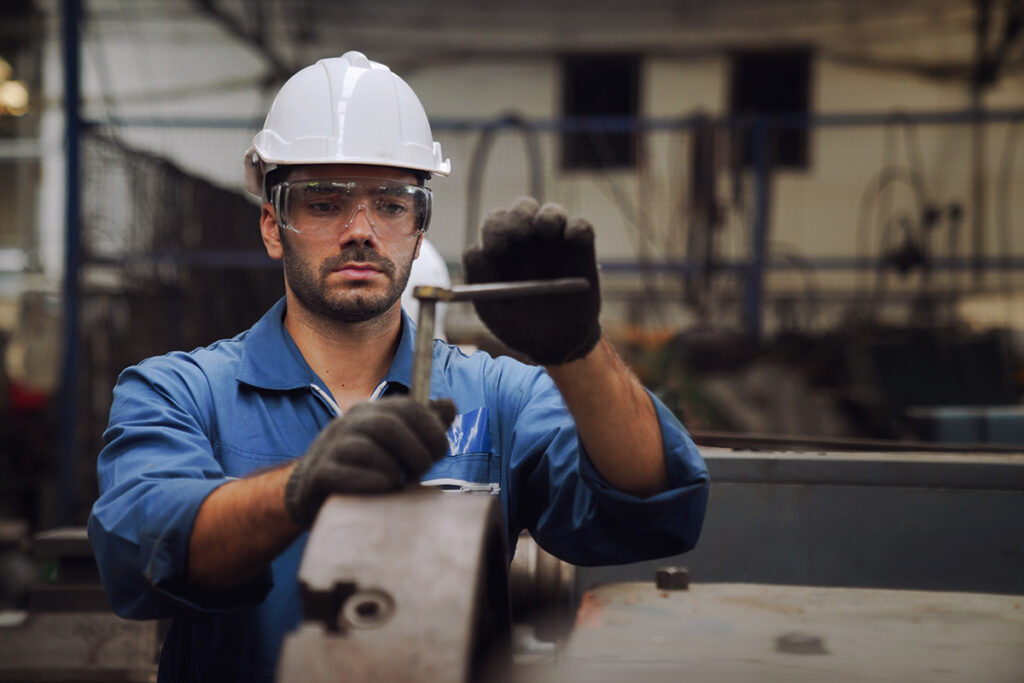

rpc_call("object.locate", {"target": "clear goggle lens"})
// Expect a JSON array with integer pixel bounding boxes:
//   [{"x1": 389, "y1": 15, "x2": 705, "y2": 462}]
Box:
[{"x1": 271, "y1": 178, "x2": 431, "y2": 239}]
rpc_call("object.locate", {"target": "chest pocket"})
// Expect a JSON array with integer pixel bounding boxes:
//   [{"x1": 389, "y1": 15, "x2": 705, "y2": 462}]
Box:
[
  {"x1": 216, "y1": 443, "x2": 296, "y2": 478},
  {"x1": 422, "y1": 407, "x2": 499, "y2": 490}
]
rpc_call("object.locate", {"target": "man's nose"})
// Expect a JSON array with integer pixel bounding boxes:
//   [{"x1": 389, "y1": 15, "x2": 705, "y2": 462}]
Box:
[{"x1": 339, "y1": 204, "x2": 377, "y2": 242}]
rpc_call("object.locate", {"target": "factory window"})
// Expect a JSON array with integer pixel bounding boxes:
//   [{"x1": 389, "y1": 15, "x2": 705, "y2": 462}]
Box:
[
  {"x1": 730, "y1": 48, "x2": 812, "y2": 169},
  {"x1": 561, "y1": 54, "x2": 640, "y2": 170}
]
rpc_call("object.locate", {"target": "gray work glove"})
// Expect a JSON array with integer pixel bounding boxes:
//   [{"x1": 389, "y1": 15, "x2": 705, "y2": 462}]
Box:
[
  {"x1": 462, "y1": 197, "x2": 601, "y2": 365},
  {"x1": 284, "y1": 397, "x2": 456, "y2": 528}
]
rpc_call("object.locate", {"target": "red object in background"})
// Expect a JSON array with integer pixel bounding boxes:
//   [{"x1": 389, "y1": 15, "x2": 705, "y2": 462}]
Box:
[{"x1": 8, "y1": 380, "x2": 49, "y2": 412}]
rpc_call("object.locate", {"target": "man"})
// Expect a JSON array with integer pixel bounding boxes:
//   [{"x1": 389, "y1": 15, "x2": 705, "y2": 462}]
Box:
[{"x1": 88, "y1": 51, "x2": 709, "y2": 682}]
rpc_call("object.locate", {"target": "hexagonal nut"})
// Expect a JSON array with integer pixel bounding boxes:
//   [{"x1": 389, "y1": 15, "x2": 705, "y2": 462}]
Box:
[{"x1": 655, "y1": 566, "x2": 690, "y2": 590}]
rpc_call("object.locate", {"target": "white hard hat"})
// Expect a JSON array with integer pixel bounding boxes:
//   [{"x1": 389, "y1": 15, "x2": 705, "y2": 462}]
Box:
[
  {"x1": 244, "y1": 51, "x2": 450, "y2": 197},
  {"x1": 401, "y1": 238, "x2": 451, "y2": 340}
]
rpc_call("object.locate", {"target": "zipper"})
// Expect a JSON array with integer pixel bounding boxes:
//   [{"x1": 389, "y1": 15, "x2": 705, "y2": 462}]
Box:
[
  {"x1": 310, "y1": 380, "x2": 389, "y2": 418},
  {"x1": 456, "y1": 482, "x2": 500, "y2": 494},
  {"x1": 422, "y1": 478, "x2": 501, "y2": 495},
  {"x1": 309, "y1": 383, "x2": 341, "y2": 417},
  {"x1": 369, "y1": 381, "x2": 388, "y2": 401}
]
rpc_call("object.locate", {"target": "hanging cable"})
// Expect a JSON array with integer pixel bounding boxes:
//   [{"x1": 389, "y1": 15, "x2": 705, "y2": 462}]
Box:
[
  {"x1": 854, "y1": 166, "x2": 928, "y2": 310},
  {"x1": 578, "y1": 120, "x2": 670, "y2": 328},
  {"x1": 462, "y1": 113, "x2": 544, "y2": 252}
]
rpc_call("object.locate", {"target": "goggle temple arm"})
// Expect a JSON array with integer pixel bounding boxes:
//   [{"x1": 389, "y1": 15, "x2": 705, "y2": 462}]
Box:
[{"x1": 268, "y1": 183, "x2": 299, "y2": 233}]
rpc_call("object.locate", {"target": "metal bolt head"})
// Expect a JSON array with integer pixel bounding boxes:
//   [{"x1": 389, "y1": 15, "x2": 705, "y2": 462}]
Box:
[
  {"x1": 655, "y1": 566, "x2": 690, "y2": 590},
  {"x1": 339, "y1": 589, "x2": 395, "y2": 630},
  {"x1": 775, "y1": 632, "x2": 828, "y2": 655}
]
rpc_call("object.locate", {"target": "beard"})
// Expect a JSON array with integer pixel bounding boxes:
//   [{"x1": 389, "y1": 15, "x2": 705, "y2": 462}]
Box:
[{"x1": 281, "y1": 235, "x2": 414, "y2": 323}]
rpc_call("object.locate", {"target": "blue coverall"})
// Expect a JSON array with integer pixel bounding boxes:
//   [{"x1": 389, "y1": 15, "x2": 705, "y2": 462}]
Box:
[{"x1": 88, "y1": 297, "x2": 710, "y2": 681}]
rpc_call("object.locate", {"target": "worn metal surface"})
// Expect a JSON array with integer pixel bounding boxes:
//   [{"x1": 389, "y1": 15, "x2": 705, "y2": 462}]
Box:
[
  {"x1": 528, "y1": 582, "x2": 1024, "y2": 682},
  {"x1": 579, "y1": 447, "x2": 1024, "y2": 595},
  {"x1": 509, "y1": 532, "x2": 578, "y2": 642},
  {"x1": 0, "y1": 611, "x2": 159, "y2": 682},
  {"x1": 277, "y1": 488, "x2": 511, "y2": 683}
]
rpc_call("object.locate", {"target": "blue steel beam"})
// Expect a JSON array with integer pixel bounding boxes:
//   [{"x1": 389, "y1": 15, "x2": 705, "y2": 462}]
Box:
[{"x1": 58, "y1": 0, "x2": 82, "y2": 526}]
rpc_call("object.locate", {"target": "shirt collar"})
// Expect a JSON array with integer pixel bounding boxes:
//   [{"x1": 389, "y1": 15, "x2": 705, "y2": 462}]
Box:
[
  {"x1": 381, "y1": 309, "x2": 416, "y2": 391},
  {"x1": 236, "y1": 297, "x2": 318, "y2": 390},
  {"x1": 236, "y1": 297, "x2": 418, "y2": 392}
]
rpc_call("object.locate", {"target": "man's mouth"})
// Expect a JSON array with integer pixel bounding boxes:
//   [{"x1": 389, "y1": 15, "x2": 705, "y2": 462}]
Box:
[
  {"x1": 320, "y1": 248, "x2": 395, "y2": 282},
  {"x1": 333, "y1": 262, "x2": 383, "y2": 280}
]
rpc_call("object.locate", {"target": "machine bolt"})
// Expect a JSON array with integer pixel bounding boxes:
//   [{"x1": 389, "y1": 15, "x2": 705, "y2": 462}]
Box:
[
  {"x1": 339, "y1": 588, "x2": 395, "y2": 630},
  {"x1": 655, "y1": 566, "x2": 690, "y2": 590},
  {"x1": 775, "y1": 632, "x2": 828, "y2": 655}
]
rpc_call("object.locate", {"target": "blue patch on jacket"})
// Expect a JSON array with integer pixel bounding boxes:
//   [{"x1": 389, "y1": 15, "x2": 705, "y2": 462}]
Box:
[
  {"x1": 447, "y1": 406, "x2": 492, "y2": 455},
  {"x1": 423, "y1": 407, "x2": 497, "y2": 487}
]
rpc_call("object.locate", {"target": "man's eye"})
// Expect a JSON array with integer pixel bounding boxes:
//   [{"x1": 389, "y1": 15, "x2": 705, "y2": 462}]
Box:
[
  {"x1": 377, "y1": 199, "x2": 410, "y2": 217},
  {"x1": 306, "y1": 199, "x2": 341, "y2": 214}
]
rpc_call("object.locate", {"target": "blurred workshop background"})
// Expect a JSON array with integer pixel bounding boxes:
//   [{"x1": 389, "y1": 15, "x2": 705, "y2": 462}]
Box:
[{"x1": 0, "y1": 0, "x2": 1023, "y2": 535}]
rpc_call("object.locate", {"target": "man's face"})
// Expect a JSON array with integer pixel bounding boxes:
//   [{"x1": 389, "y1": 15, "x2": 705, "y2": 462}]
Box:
[{"x1": 265, "y1": 164, "x2": 423, "y2": 323}]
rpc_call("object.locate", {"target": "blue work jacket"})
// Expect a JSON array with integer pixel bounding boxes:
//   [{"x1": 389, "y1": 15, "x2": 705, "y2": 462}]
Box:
[{"x1": 87, "y1": 297, "x2": 709, "y2": 682}]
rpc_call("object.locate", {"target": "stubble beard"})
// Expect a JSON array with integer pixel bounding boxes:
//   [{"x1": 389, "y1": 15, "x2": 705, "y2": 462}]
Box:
[{"x1": 281, "y1": 234, "x2": 414, "y2": 323}]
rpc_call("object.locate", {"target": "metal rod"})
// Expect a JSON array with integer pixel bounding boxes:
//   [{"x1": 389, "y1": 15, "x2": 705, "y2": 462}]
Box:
[
  {"x1": 87, "y1": 107, "x2": 1024, "y2": 132},
  {"x1": 408, "y1": 277, "x2": 590, "y2": 404},
  {"x1": 411, "y1": 299, "x2": 437, "y2": 405},
  {"x1": 413, "y1": 277, "x2": 588, "y2": 303}
]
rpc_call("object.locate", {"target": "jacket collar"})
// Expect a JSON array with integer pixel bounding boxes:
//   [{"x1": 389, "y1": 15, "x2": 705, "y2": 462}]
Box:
[
  {"x1": 236, "y1": 297, "x2": 416, "y2": 392},
  {"x1": 383, "y1": 309, "x2": 416, "y2": 391}
]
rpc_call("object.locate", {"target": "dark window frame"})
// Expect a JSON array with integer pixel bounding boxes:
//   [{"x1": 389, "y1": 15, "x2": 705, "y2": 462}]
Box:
[
  {"x1": 729, "y1": 47, "x2": 813, "y2": 170},
  {"x1": 560, "y1": 53, "x2": 641, "y2": 171}
]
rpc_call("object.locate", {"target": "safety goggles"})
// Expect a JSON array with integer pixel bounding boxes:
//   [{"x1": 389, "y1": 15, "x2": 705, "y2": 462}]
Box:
[{"x1": 270, "y1": 178, "x2": 432, "y2": 240}]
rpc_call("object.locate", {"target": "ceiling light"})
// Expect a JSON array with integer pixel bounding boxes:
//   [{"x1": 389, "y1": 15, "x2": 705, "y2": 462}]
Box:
[{"x1": 0, "y1": 80, "x2": 29, "y2": 116}]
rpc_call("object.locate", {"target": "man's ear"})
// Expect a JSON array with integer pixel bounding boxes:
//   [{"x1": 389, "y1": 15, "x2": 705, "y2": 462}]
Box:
[
  {"x1": 260, "y1": 204, "x2": 283, "y2": 260},
  {"x1": 413, "y1": 234, "x2": 423, "y2": 260}
]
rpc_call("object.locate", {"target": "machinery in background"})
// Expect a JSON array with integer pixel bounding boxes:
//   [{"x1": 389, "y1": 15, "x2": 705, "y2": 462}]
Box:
[
  {"x1": 0, "y1": 527, "x2": 161, "y2": 682},
  {"x1": 277, "y1": 443, "x2": 1024, "y2": 682},
  {"x1": 3, "y1": 439, "x2": 1022, "y2": 682},
  {"x1": 532, "y1": 579, "x2": 1024, "y2": 683},
  {"x1": 623, "y1": 322, "x2": 1023, "y2": 446}
]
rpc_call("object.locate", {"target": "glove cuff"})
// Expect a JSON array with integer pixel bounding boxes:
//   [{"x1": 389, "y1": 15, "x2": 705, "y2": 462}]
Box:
[
  {"x1": 283, "y1": 458, "x2": 313, "y2": 529},
  {"x1": 540, "y1": 322, "x2": 602, "y2": 366}
]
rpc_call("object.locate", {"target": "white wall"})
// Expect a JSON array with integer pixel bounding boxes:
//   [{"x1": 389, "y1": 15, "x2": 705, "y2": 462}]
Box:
[{"x1": 18, "y1": 0, "x2": 1024, "y2": 332}]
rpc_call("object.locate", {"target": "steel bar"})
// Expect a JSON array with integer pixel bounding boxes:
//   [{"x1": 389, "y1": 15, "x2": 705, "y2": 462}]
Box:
[
  {"x1": 411, "y1": 299, "x2": 437, "y2": 405},
  {"x1": 58, "y1": 0, "x2": 82, "y2": 527},
  {"x1": 410, "y1": 277, "x2": 589, "y2": 404},
  {"x1": 412, "y1": 277, "x2": 588, "y2": 303}
]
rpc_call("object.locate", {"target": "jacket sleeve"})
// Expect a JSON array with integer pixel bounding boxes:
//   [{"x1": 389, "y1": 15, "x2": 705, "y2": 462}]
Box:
[
  {"x1": 498, "y1": 365, "x2": 710, "y2": 567},
  {"x1": 87, "y1": 359, "x2": 271, "y2": 619}
]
